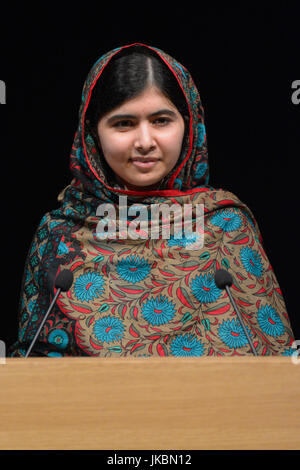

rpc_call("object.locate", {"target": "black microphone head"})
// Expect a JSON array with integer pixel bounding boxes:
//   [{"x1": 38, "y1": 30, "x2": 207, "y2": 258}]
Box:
[
  {"x1": 214, "y1": 269, "x2": 233, "y2": 289},
  {"x1": 55, "y1": 269, "x2": 73, "y2": 292}
]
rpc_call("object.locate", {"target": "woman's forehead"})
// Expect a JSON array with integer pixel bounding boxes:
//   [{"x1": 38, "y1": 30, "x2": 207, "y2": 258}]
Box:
[{"x1": 102, "y1": 86, "x2": 179, "y2": 118}]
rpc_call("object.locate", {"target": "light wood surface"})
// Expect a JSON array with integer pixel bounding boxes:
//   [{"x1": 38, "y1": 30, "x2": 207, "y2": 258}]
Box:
[{"x1": 0, "y1": 357, "x2": 299, "y2": 450}]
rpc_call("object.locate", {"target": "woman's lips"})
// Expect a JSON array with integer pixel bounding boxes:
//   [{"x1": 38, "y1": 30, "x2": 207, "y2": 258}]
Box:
[{"x1": 131, "y1": 158, "x2": 160, "y2": 168}]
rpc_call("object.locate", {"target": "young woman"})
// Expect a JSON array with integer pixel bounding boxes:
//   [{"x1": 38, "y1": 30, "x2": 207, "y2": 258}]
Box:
[{"x1": 10, "y1": 43, "x2": 295, "y2": 357}]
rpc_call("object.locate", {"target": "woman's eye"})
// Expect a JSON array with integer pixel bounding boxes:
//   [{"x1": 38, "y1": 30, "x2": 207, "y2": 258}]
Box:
[
  {"x1": 153, "y1": 117, "x2": 171, "y2": 125},
  {"x1": 114, "y1": 120, "x2": 133, "y2": 128}
]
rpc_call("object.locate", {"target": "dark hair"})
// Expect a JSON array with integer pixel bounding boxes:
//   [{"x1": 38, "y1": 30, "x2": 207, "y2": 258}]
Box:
[{"x1": 86, "y1": 46, "x2": 189, "y2": 134}]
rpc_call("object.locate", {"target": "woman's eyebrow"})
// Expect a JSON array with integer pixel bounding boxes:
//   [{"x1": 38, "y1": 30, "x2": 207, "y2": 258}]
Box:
[
  {"x1": 106, "y1": 109, "x2": 177, "y2": 124},
  {"x1": 149, "y1": 109, "x2": 177, "y2": 118},
  {"x1": 106, "y1": 114, "x2": 136, "y2": 124}
]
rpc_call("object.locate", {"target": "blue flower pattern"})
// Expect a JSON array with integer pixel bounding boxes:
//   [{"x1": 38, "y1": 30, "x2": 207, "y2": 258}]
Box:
[
  {"x1": 48, "y1": 329, "x2": 69, "y2": 350},
  {"x1": 218, "y1": 318, "x2": 253, "y2": 349},
  {"x1": 170, "y1": 333, "x2": 205, "y2": 356},
  {"x1": 116, "y1": 255, "x2": 152, "y2": 284},
  {"x1": 211, "y1": 210, "x2": 242, "y2": 232},
  {"x1": 257, "y1": 305, "x2": 285, "y2": 337},
  {"x1": 141, "y1": 296, "x2": 176, "y2": 326},
  {"x1": 167, "y1": 233, "x2": 199, "y2": 247},
  {"x1": 93, "y1": 316, "x2": 125, "y2": 344},
  {"x1": 191, "y1": 273, "x2": 222, "y2": 303},
  {"x1": 240, "y1": 246, "x2": 263, "y2": 277},
  {"x1": 74, "y1": 271, "x2": 105, "y2": 303}
]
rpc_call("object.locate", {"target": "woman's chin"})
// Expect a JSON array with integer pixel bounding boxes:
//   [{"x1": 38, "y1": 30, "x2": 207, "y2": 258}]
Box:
[
  {"x1": 124, "y1": 179, "x2": 162, "y2": 191},
  {"x1": 116, "y1": 172, "x2": 164, "y2": 191}
]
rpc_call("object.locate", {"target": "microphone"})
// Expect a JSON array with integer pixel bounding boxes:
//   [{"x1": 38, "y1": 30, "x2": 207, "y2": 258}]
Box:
[
  {"x1": 214, "y1": 269, "x2": 258, "y2": 356},
  {"x1": 25, "y1": 269, "x2": 73, "y2": 358}
]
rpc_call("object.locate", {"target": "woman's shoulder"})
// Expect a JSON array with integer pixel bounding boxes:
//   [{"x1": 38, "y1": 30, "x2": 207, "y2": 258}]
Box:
[
  {"x1": 29, "y1": 209, "x2": 81, "y2": 257},
  {"x1": 192, "y1": 186, "x2": 254, "y2": 216},
  {"x1": 191, "y1": 186, "x2": 262, "y2": 240},
  {"x1": 34, "y1": 206, "x2": 83, "y2": 236},
  {"x1": 192, "y1": 186, "x2": 247, "y2": 206}
]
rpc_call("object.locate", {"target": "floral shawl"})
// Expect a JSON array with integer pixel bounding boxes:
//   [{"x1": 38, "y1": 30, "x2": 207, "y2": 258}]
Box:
[{"x1": 10, "y1": 43, "x2": 294, "y2": 357}]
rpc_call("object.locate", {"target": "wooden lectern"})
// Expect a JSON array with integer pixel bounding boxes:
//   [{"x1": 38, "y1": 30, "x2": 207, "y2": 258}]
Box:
[{"x1": 0, "y1": 357, "x2": 299, "y2": 450}]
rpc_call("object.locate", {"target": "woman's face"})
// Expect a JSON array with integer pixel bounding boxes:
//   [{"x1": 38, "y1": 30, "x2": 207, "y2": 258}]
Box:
[{"x1": 97, "y1": 86, "x2": 185, "y2": 191}]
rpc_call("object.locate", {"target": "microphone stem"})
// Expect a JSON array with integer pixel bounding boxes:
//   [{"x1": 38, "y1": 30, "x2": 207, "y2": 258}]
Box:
[
  {"x1": 25, "y1": 288, "x2": 61, "y2": 358},
  {"x1": 225, "y1": 286, "x2": 258, "y2": 357}
]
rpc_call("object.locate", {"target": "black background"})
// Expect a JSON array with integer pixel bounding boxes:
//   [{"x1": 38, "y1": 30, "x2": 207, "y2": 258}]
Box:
[{"x1": 0, "y1": 3, "x2": 299, "y2": 351}]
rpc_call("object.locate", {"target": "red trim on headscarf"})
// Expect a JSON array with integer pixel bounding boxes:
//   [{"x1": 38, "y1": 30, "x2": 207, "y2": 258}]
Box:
[{"x1": 81, "y1": 43, "x2": 197, "y2": 197}]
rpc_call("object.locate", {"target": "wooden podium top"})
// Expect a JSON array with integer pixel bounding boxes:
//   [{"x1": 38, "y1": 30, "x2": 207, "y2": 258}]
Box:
[{"x1": 0, "y1": 356, "x2": 299, "y2": 450}]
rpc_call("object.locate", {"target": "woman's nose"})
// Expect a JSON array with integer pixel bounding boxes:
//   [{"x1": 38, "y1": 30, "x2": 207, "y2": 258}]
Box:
[{"x1": 134, "y1": 123, "x2": 156, "y2": 154}]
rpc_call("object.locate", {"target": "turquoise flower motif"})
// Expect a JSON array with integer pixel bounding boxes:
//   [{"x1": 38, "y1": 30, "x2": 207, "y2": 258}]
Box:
[
  {"x1": 170, "y1": 333, "x2": 205, "y2": 356},
  {"x1": 240, "y1": 246, "x2": 263, "y2": 277},
  {"x1": 257, "y1": 304, "x2": 285, "y2": 337},
  {"x1": 210, "y1": 210, "x2": 242, "y2": 232},
  {"x1": 197, "y1": 123, "x2": 206, "y2": 147},
  {"x1": 48, "y1": 329, "x2": 69, "y2": 350},
  {"x1": 25, "y1": 282, "x2": 38, "y2": 298},
  {"x1": 191, "y1": 273, "x2": 222, "y2": 303},
  {"x1": 37, "y1": 226, "x2": 48, "y2": 241},
  {"x1": 47, "y1": 352, "x2": 63, "y2": 357},
  {"x1": 93, "y1": 315, "x2": 125, "y2": 344},
  {"x1": 167, "y1": 233, "x2": 199, "y2": 247},
  {"x1": 195, "y1": 162, "x2": 207, "y2": 180},
  {"x1": 141, "y1": 296, "x2": 176, "y2": 326},
  {"x1": 116, "y1": 255, "x2": 152, "y2": 284},
  {"x1": 218, "y1": 318, "x2": 252, "y2": 349},
  {"x1": 74, "y1": 271, "x2": 105, "y2": 303},
  {"x1": 29, "y1": 254, "x2": 39, "y2": 269}
]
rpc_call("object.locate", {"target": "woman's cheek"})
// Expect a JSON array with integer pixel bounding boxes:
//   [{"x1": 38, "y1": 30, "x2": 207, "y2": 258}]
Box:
[
  {"x1": 101, "y1": 135, "x2": 129, "y2": 164},
  {"x1": 112, "y1": 134, "x2": 132, "y2": 158},
  {"x1": 161, "y1": 128, "x2": 184, "y2": 163}
]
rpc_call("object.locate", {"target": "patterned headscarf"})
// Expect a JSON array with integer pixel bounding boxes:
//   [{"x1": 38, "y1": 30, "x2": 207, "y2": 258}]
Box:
[{"x1": 65, "y1": 43, "x2": 209, "y2": 203}]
